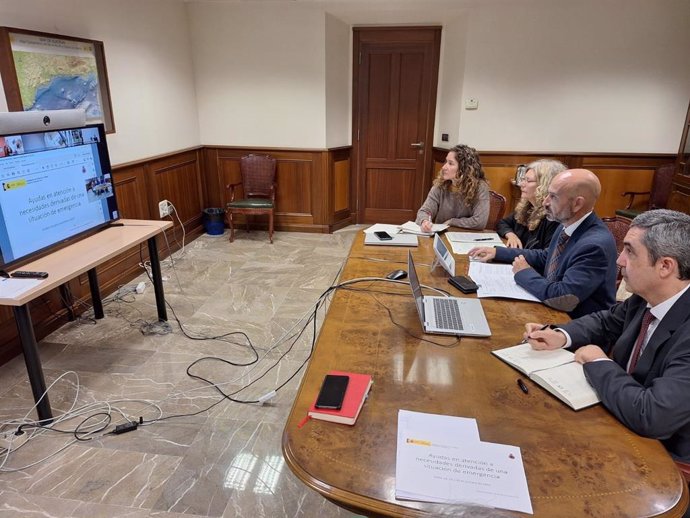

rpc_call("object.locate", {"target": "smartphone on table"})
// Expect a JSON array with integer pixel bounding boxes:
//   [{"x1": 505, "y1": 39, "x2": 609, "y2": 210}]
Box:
[
  {"x1": 374, "y1": 231, "x2": 393, "y2": 241},
  {"x1": 448, "y1": 275, "x2": 479, "y2": 294},
  {"x1": 315, "y1": 374, "x2": 349, "y2": 409}
]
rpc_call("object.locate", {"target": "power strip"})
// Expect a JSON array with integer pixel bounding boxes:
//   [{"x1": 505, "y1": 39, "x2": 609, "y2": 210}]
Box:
[{"x1": 0, "y1": 430, "x2": 29, "y2": 451}]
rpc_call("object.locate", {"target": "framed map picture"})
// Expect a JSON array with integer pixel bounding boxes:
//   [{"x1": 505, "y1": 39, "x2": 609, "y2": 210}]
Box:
[{"x1": 0, "y1": 27, "x2": 115, "y2": 132}]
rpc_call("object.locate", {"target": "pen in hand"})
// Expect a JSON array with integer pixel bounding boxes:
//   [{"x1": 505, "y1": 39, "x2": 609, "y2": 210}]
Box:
[
  {"x1": 521, "y1": 324, "x2": 551, "y2": 344},
  {"x1": 517, "y1": 379, "x2": 529, "y2": 394}
]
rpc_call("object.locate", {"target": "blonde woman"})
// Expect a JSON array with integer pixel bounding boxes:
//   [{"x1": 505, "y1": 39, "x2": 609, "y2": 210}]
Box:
[
  {"x1": 415, "y1": 144, "x2": 489, "y2": 231},
  {"x1": 497, "y1": 159, "x2": 567, "y2": 248}
]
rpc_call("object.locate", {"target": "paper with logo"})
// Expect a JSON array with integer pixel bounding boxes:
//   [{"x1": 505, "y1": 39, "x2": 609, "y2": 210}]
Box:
[{"x1": 395, "y1": 409, "x2": 533, "y2": 514}]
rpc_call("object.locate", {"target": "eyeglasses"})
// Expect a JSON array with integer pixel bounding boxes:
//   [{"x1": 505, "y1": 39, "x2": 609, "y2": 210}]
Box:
[{"x1": 519, "y1": 178, "x2": 537, "y2": 184}]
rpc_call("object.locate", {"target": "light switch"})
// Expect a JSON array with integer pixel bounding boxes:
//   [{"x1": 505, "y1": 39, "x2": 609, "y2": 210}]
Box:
[{"x1": 464, "y1": 98, "x2": 479, "y2": 110}]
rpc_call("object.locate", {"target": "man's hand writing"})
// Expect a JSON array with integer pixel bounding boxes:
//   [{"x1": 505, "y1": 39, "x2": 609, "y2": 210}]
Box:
[{"x1": 523, "y1": 323, "x2": 566, "y2": 350}]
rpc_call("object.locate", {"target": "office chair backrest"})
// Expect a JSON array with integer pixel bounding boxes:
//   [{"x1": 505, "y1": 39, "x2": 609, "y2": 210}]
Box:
[
  {"x1": 649, "y1": 163, "x2": 675, "y2": 210},
  {"x1": 486, "y1": 190, "x2": 507, "y2": 230}
]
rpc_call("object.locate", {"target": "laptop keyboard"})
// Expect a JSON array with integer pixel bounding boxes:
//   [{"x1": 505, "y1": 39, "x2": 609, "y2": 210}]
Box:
[{"x1": 433, "y1": 298, "x2": 464, "y2": 330}]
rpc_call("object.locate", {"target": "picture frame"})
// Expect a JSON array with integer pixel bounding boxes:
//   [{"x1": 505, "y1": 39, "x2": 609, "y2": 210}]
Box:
[{"x1": 0, "y1": 27, "x2": 115, "y2": 133}]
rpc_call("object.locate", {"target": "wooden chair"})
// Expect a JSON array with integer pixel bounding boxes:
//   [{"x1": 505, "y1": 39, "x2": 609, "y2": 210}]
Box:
[
  {"x1": 486, "y1": 190, "x2": 507, "y2": 230},
  {"x1": 615, "y1": 163, "x2": 675, "y2": 219},
  {"x1": 603, "y1": 215, "x2": 632, "y2": 288},
  {"x1": 225, "y1": 154, "x2": 277, "y2": 243}
]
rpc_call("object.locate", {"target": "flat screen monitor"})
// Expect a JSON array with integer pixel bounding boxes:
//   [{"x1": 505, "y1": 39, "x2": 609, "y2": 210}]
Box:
[{"x1": 0, "y1": 123, "x2": 119, "y2": 269}]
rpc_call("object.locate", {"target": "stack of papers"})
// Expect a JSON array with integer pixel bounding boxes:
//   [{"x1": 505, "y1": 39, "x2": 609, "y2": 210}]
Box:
[
  {"x1": 0, "y1": 277, "x2": 43, "y2": 298},
  {"x1": 399, "y1": 221, "x2": 449, "y2": 236},
  {"x1": 363, "y1": 222, "x2": 449, "y2": 237},
  {"x1": 396, "y1": 409, "x2": 533, "y2": 514},
  {"x1": 468, "y1": 262, "x2": 540, "y2": 302},
  {"x1": 446, "y1": 232, "x2": 504, "y2": 254}
]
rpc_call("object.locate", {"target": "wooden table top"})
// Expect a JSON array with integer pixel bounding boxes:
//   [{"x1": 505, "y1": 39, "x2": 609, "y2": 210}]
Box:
[
  {"x1": 282, "y1": 232, "x2": 688, "y2": 517},
  {"x1": 0, "y1": 219, "x2": 172, "y2": 306}
]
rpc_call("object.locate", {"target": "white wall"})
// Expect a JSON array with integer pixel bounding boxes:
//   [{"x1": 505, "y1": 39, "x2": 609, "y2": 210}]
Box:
[
  {"x1": 457, "y1": 0, "x2": 690, "y2": 153},
  {"x1": 325, "y1": 13, "x2": 351, "y2": 148},
  {"x1": 0, "y1": 0, "x2": 199, "y2": 165},
  {"x1": 187, "y1": 3, "x2": 327, "y2": 148},
  {"x1": 435, "y1": 12, "x2": 469, "y2": 148},
  {"x1": 1, "y1": 0, "x2": 688, "y2": 156}
]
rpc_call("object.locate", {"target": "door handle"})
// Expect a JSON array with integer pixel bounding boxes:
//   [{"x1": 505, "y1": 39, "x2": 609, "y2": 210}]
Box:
[{"x1": 410, "y1": 141, "x2": 424, "y2": 148}]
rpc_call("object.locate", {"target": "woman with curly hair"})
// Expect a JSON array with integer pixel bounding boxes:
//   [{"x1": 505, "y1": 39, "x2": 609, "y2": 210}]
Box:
[
  {"x1": 496, "y1": 159, "x2": 566, "y2": 249},
  {"x1": 415, "y1": 144, "x2": 489, "y2": 232}
]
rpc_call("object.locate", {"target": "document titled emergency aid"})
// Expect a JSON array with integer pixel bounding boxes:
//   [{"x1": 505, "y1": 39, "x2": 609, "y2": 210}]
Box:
[{"x1": 395, "y1": 409, "x2": 533, "y2": 514}]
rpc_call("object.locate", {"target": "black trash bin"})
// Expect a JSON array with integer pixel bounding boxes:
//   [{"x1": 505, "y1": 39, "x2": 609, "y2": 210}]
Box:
[{"x1": 202, "y1": 208, "x2": 225, "y2": 236}]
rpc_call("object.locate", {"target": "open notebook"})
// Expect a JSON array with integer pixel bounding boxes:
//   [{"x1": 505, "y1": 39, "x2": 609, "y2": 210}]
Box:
[{"x1": 492, "y1": 342, "x2": 600, "y2": 410}]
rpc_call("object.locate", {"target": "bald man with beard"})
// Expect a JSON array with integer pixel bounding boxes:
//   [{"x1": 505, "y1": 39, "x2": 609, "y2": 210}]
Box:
[{"x1": 469, "y1": 169, "x2": 617, "y2": 318}]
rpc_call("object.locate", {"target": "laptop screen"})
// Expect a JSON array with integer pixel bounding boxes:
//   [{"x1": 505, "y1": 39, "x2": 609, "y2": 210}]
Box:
[
  {"x1": 433, "y1": 234, "x2": 455, "y2": 276},
  {"x1": 407, "y1": 251, "x2": 426, "y2": 323}
]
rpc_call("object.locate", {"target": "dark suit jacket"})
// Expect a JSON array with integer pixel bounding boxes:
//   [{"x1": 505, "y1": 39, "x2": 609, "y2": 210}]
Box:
[
  {"x1": 494, "y1": 212, "x2": 617, "y2": 318},
  {"x1": 561, "y1": 289, "x2": 690, "y2": 462}
]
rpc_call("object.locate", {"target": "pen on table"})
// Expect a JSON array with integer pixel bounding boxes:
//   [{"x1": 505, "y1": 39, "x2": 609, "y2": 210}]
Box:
[
  {"x1": 473, "y1": 237, "x2": 494, "y2": 241},
  {"x1": 517, "y1": 379, "x2": 529, "y2": 394}
]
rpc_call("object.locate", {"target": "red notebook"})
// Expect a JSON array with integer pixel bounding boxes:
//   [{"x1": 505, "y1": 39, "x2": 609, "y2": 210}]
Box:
[{"x1": 307, "y1": 371, "x2": 373, "y2": 425}]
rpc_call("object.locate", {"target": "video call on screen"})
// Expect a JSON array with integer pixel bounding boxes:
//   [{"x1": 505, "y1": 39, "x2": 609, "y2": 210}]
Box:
[{"x1": 0, "y1": 124, "x2": 118, "y2": 266}]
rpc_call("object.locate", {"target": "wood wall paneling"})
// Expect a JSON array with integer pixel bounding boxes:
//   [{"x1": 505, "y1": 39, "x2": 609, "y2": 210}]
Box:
[
  {"x1": 334, "y1": 158, "x2": 350, "y2": 213},
  {"x1": 149, "y1": 151, "x2": 205, "y2": 227},
  {"x1": 433, "y1": 148, "x2": 674, "y2": 218},
  {"x1": 204, "y1": 147, "x2": 353, "y2": 234},
  {"x1": 329, "y1": 147, "x2": 353, "y2": 230}
]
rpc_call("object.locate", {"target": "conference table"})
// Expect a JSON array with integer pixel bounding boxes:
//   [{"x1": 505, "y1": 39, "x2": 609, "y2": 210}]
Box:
[
  {"x1": 282, "y1": 231, "x2": 688, "y2": 517},
  {"x1": 0, "y1": 219, "x2": 172, "y2": 423}
]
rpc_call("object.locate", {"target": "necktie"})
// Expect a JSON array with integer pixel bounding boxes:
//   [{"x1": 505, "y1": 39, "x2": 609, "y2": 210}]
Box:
[
  {"x1": 545, "y1": 231, "x2": 569, "y2": 281},
  {"x1": 627, "y1": 309, "x2": 655, "y2": 374}
]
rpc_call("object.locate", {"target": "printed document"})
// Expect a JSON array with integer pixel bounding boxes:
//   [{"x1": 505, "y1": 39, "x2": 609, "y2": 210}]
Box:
[
  {"x1": 396, "y1": 410, "x2": 533, "y2": 514},
  {"x1": 0, "y1": 277, "x2": 43, "y2": 298},
  {"x1": 468, "y1": 262, "x2": 540, "y2": 302},
  {"x1": 446, "y1": 232, "x2": 504, "y2": 254}
]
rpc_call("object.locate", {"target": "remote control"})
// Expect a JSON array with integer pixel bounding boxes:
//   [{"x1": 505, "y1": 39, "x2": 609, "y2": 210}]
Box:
[{"x1": 11, "y1": 271, "x2": 49, "y2": 279}]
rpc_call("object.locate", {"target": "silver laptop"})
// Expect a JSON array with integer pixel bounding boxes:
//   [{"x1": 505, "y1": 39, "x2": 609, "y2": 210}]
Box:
[
  {"x1": 407, "y1": 251, "x2": 491, "y2": 337},
  {"x1": 364, "y1": 232, "x2": 418, "y2": 247},
  {"x1": 431, "y1": 234, "x2": 455, "y2": 275}
]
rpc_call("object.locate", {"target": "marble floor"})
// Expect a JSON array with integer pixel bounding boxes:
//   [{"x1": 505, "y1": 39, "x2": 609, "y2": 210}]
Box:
[{"x1": 0, "y1": 227, "x2": 364, "y2": 517}]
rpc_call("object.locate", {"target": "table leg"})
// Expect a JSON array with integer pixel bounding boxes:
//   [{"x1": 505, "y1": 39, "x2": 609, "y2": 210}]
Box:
[
  {"x1": 13, "y1": 305, "x2": 53, "y2": 423},
  {"x1": 147, "y1": 236, "x2": 168, "y2": 321},
  {"x1": 87, "y1": 268, "x2": 104, "y2": 319}
]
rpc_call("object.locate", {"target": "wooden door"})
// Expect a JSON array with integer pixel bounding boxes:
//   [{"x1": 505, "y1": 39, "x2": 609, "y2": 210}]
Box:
[{"x1": 353, "y1": 27, "x2": 441, "y2": 224}]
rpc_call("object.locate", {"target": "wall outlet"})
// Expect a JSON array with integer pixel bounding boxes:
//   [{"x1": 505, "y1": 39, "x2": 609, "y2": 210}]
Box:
[{"x1": 159, "y1": 200, "x2": 171, "y2": 218}]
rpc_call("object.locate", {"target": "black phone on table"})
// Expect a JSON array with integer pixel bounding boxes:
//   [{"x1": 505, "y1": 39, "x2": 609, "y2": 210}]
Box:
[
  {"x1": 448, "y1": 275, "x2": 479, "y2": 294},
  {"x1": 315, "y1": 374, "x2": 349, "y2": 409},
  {"x1": 374, "y1": 231, "x2": 393, "y2": 241}
]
